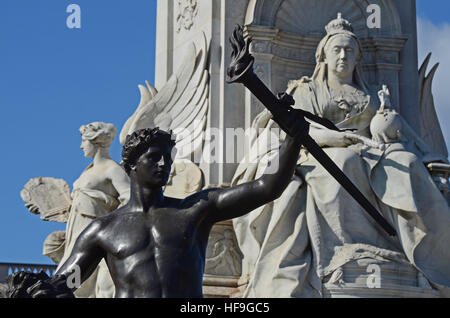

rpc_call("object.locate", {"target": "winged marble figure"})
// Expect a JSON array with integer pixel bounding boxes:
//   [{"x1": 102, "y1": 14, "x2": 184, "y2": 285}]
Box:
[
  {"x1": 419, "y1": 53, "x2": 448, "y2": 158},
  {"x1": 120, "y1": 33, "x2": 209, "y2": 162}
]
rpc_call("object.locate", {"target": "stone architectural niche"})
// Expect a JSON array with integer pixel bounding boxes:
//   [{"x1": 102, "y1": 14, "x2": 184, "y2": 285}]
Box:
[
  {"x1": 242, "y1": 26, "x2": 407, "y2": 124},
  {"x1": 242, "y1": 0, "x2": 408, "y2": 129},
  {"x1": 246, "y1": 0, "x2": 402, "y2": 37}
]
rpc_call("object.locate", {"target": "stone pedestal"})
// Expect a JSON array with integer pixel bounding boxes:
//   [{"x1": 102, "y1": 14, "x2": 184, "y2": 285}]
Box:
[
  {"x1": 203, "y1": 275, "x2": 245, "y2": 298},
  {"x1": 322, "y1": 259, "x2": 439, "y2": 298},
  {"x1": 203, "y1": 220, "x2": 244, "y2": 298}
]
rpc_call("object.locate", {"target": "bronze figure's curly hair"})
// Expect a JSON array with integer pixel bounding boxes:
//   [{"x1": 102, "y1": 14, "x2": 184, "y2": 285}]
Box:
[{"x1": 122, "y1": 128, "x2": 176, "y2": 175}]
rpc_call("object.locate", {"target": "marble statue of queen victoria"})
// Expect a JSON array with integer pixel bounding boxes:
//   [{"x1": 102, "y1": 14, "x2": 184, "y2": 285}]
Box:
[{"x1": 231, "y1": 14, "x2": 450, "y2": 297}]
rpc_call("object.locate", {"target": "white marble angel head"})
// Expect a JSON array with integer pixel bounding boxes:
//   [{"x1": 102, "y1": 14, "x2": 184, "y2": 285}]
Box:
[{"x1": 79, "y1": 122, "x2": 117, "y2": 157}]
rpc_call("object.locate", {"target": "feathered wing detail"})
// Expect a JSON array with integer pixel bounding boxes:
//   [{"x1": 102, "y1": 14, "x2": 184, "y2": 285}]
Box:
[
  {"x1": 120, "y1": 81, "x2": 159, "y2": 144},
  {"x1": 120, "y1": 32, "x2": 209, "y2": 161},
  {"x1": 419, "y1": 53, "x2": 448, "y2": 158}
]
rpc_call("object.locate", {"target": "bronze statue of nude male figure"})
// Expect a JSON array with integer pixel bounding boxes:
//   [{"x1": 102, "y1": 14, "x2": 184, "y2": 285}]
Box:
[{"x1": 3, "y1": 125, "x2": 303, "y2": 298}]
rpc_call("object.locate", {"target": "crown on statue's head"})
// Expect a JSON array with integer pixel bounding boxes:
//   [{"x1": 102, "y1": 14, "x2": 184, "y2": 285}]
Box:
[{"x1": 325, "y1": 13, "x2": 354, "y2": 35}]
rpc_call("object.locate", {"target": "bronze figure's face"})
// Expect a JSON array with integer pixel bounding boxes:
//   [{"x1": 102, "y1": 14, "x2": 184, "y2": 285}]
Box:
[
  {"x1": 121, "y1": 127, "x2": 177, "y2": 188},
  {"x1": 324, "y1": 34, "x2": 360, "y2": 79},
  {"x1": 134, "y1": 143, "x2": 173, "y2": 188}
]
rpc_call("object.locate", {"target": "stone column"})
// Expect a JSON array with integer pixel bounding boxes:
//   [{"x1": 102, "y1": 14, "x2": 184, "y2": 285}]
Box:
[
  {"x1": 397, "y1": 0, "x2": 421, "y2": 129},
  {"x1": 155, "y1": 0, "x2": 250, "y2": 186}
]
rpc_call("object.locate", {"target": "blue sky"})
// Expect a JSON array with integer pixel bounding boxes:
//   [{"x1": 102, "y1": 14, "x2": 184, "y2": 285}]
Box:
[
  {"x1": 0, "y1": 1, "x2": 157, "y2": 264},
  {"x1": 0, "y1": 0, "x2": 449, "y2": 265},
  {"x1": 417, "y1": 0, "x2": 450, "y2": 24}
]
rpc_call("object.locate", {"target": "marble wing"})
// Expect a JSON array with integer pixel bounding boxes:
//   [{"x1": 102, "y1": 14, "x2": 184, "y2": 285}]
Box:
[
  {"x1": 419, "y1": 53, "x2": 448, "y2": 158},
  {"x1": 120, "y1": 33, "x2": 209, "y2": 160}
]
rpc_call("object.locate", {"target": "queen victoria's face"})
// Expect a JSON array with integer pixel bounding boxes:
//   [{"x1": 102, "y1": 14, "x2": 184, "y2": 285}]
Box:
[{"x1": 324, "y1": 34, "x2": 360, "y2": 80}]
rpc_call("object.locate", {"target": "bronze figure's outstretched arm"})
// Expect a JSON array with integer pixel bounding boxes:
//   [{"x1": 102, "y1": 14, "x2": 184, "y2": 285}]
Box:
[
  {"x1": 208, "y1": 132, "x2": 303, "y2": 223},
  {"x1": 56, "y1": 219, "x2": 106, "y2": 289}
]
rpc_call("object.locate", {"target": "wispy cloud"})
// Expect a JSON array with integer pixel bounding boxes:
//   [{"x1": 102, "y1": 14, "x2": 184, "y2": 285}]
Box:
[{"x1": 417, "y1": 17, "x2": 450, "y2": 154}]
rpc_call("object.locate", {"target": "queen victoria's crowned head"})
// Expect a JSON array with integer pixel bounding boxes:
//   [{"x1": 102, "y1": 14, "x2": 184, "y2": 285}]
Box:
[{"x1": 312, "y1": 13, "x2": 368, "y2": 92}]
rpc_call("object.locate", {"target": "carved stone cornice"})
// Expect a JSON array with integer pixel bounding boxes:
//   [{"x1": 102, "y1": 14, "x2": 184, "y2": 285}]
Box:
[
  {"x1": 360, "y1": 37, "x2": 408, "y2": 52},
  {"x1": 244, "y1": 25, "x2": 408, "y2": 67}
]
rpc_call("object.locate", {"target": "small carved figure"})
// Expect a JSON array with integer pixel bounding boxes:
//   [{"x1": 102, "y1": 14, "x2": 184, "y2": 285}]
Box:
[{"x1": 176, "y1": 0, "x2": 198, "y2": 32}]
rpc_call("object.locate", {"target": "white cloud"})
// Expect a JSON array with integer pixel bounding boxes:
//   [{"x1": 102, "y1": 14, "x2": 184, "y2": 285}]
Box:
[{"x1": 417, "y1": 17, "x2": 450, "y2": 154}]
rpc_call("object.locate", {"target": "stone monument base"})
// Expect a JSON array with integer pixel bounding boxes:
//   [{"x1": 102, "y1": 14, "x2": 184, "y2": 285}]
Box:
[
  {"x1": 202, "y1": 275, "x2": 245, "y2": 298},
  {"x1": 322, "y1": 259, "x2": 440, "y2": 298},
  {"x1": 323, "y1": 284, "x2": 439, "y2": 298}
]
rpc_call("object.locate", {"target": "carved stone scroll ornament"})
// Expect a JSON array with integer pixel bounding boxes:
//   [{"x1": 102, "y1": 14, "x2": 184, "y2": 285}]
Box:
[{"x1": 20, "y1": 177, "x2": 72, "y2": 223}]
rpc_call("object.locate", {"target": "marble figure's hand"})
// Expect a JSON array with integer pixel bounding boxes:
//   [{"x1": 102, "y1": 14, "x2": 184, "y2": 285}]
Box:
[{"x1": 315, "y1": 129, "x2": 355, "y2": 148}]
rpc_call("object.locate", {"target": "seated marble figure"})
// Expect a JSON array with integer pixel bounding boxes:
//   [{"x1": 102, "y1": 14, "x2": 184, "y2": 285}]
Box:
[
  {"x1": 231, "y1": 15, "x2": 450, "y2": 297},
  {"x1": 3, "y1": 126, "x2": 304, "y2": 298}
]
